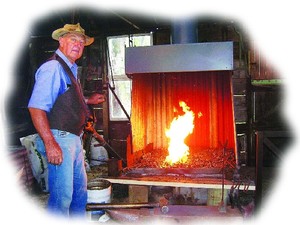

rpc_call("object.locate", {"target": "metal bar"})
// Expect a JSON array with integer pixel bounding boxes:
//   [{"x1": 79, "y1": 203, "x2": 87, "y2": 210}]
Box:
[
  {"x1": 123, "y1": 167, "x2": 222, "y2": 175},
  {"x1": 86, "y1": 202, "x2": 159, "y2": 211},
  {"x1": 108, "y1": 83, "x2": 130, "y2": 120}
]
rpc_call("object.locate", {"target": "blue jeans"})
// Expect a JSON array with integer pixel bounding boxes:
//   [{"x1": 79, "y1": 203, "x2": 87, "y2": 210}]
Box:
[{"x1": 35, "y1": 129, "x2": 87, "y2": 217}]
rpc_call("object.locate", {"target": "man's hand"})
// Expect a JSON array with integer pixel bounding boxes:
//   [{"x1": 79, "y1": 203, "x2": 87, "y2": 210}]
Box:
[
  {"x1": 44, "y1": 140, "x2": 63, "y2": 165},
  {"x1": 86, "y1": 93, "x2": 106, "y2": 105},
  {"x1": 28, "y1": 107, "x2": 63, "y2": 165}
]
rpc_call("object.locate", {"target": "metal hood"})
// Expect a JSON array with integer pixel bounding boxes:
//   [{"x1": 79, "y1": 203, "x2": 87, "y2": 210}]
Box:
[{"x1": 125, "y1": 41, "x2": 233, "y2": 75}]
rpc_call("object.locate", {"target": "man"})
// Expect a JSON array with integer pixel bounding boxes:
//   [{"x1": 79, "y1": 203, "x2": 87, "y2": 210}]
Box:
[{"x1": 28, "y1": 23, "x2": 105, "y2": 217}]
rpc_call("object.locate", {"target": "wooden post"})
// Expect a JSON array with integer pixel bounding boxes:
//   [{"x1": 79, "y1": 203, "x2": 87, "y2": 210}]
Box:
[{"x1": 255, "y1": 131, "x2": 263, "y2": 210}]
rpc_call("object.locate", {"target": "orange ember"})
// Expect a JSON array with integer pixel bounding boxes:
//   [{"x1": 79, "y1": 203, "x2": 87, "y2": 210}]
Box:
[{"x1": 165, "y1": 101, "x2": 195, "y2": 165}]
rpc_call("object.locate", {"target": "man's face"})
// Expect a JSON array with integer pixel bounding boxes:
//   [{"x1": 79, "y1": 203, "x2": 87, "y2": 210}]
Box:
[{"x1": 59, "y1": 33, "x2": 85, "y2": 63}]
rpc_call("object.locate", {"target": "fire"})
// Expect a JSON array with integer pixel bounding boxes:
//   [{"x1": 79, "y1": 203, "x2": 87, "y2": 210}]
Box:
[{"x1": 165, "y1": 101, "x2": 195, "y2": 165}]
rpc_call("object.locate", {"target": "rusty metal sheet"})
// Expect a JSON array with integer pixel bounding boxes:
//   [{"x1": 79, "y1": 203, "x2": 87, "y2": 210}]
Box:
[{"x1": 122, "y1": 167, "x2": 222, "y2": 179}]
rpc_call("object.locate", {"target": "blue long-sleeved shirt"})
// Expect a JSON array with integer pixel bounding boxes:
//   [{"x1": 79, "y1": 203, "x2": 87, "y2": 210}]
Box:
[{"x1": 28, "y1": 49, "x2": 78, "y2": 113}]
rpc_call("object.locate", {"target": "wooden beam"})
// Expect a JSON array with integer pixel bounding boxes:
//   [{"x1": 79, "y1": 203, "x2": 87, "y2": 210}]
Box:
[
  {"x1": 262, "y1": 131, "x2": 291, "y2": 138},
  {"x1": 263, "y1": 137, "x2": 282, "y2": 159}
]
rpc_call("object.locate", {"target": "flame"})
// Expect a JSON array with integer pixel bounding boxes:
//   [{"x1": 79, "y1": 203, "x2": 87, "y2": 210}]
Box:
[{"x1": 165, "y1": 101, "x2": 195, "y2": 165}]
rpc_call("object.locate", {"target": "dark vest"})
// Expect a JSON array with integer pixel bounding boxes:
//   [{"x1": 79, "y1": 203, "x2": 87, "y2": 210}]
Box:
[{"x1": 48, "y1": 54, "x2": 90, "y2": 136}]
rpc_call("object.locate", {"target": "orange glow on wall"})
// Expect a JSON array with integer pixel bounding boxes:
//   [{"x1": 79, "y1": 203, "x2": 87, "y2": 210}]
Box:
[{"x1": 129, "y1": 71, "x2": 236, "y2": 164}]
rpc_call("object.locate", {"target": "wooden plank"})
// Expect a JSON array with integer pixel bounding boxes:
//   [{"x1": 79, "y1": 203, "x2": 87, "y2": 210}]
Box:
[
  {"x1": 263, "y1": 131, "x2": 291, "y2": 138},
  {"x1": 106, "y1": 177, "x2": 255, "y2": 190}
]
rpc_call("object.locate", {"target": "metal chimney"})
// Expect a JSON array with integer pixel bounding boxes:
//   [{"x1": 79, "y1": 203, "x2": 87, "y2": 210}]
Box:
[{"x1": 171, "y1": 18, "x2": 198, "y2": 44}]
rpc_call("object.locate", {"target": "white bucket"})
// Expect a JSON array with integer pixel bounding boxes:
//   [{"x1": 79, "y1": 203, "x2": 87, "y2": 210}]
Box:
[
  {"x1": 87, "y1": 179, "x2": 111, "y2": 220},
  {"x1": 87, "y1": 179, "x2": 112, "y2": 204},
  {"x1": 90, "y1": 137, "x2": 108, "y2": 166}
]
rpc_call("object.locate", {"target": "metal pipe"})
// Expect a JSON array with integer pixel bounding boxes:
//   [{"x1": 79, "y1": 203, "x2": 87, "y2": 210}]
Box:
[
  {"x1": 86, "y1": 202, "x2": 159, "y2": 211},
  {"x1": 171, "y1": 18, "x2": 198, "y2": 44}
]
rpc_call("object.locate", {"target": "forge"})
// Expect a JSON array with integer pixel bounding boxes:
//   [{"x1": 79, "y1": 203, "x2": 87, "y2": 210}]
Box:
[
  {"x1": 123, "y1": 41, "x2": 237, "y2": 179},
  {"x1": 104, "y1": 20, "x2": 247, "y2": 192}
]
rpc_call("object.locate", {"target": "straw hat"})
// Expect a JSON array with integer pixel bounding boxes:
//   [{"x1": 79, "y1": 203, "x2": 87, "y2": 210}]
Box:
[{"x1": 52, "y1": 23, "x2": 94, "y2": 46}]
